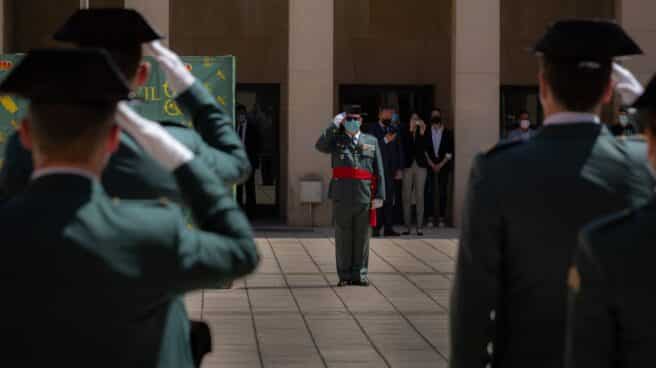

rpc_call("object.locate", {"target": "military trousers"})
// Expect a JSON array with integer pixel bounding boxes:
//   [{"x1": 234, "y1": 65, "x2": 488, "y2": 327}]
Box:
[{"x1": 334, "y1": 202, "x2": 371, "y2": 282}]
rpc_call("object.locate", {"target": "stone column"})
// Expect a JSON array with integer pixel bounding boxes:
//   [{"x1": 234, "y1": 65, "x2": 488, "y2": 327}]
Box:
[
  {"x1": 618, "y1": 0, "x2": 656, "y2": 84},
  {"x1": 452, "y1": 0, "x2": 500, "y2": 227},
  {"x1": 287, "y1": 0, "x2": 334, "y2": 226},
  {"x1": 125, "y1": 0, "x2": 169, "y2": 45}
]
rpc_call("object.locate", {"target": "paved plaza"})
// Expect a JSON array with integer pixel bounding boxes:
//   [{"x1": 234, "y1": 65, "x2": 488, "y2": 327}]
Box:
[{"x1": 185, "y1": 228, "x2": 459, "y2": 368}]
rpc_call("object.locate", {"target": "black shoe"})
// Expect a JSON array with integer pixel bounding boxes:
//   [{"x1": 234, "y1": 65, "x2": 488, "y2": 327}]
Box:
[
  {"x1": 417, "y1": 231, "x2": 424, "y2": 236},
  {"x1": 402, "y1": 231, "x2": 411, "y2": 236},
  {"x1": 384, "y1": 230, "x2": 400, "y2": 237},
  {"x1": 337, "y1": 280, "x2": 351, "y2": 287},
  {"x1": 372, "y1": 229, "x2": 381, "y2": 238},
  {"x1": 353, "y1": 278, "x2": 370, "y2": 287}
]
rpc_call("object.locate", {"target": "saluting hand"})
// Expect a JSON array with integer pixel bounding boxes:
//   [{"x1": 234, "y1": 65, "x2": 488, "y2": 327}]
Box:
[{"x1": 145, "y1": 41, "x2": 196, "y2": 96}]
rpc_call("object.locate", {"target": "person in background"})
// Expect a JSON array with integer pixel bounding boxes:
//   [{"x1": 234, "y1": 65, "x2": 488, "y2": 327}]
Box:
[
  {"x1": 236, "y1": 103, "x2": 260, "y2": 217},
  {"x1": 450, "y1": 19, "x2": 653, "y2": 368},
  {"x1": 566, "y1": 66, "x2": 656, "y2": 368},
  {"x1": 426, "y1": 108, "x2": 454, "y2": 228},
  {"x1": 392, "y1": 109, "x2": 404, "y2": 225},
  {"x1": 508, "y1": 110, "x2": 536, "y2": 141},
  {"x1": 368, "y1": 105, "x2": 403, "y2": 237},
  {"x1": 401, "y1": 113, "x2": 430, "y2": 236}
]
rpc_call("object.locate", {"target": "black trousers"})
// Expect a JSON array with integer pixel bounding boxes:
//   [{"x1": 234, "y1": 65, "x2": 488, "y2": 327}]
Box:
[
  {"x1": 236, "y1": 172, "x2": 256, "y2": 215},
  {"x1": 431, "y1": 169, "x2": 451, "y2": 221}
]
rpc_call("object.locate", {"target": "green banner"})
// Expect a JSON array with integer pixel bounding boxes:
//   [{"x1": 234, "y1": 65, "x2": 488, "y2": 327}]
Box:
[{"x1": 0, "y1": 55, "x2": 236, "y2": 169}]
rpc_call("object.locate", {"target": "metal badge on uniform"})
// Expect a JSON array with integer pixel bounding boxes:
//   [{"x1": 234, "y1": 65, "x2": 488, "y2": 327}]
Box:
[{"x1": 361, "y1": 143, "x2": 375, "y2": 152}]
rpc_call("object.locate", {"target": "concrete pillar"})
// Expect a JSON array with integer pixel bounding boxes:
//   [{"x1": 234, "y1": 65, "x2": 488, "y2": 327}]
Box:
[
  {"x1": 287, "y1": 0, "x2": 334, "y2": 226},
  {"x1": 618, "y1": 0, "x2": 656, "y2": 84},
  {"x1": 452, "y1": 0, "x2": 500, "y2": 227},
  {"x1": 125, "y1": 0, "x2": 169, "y2": 45}
]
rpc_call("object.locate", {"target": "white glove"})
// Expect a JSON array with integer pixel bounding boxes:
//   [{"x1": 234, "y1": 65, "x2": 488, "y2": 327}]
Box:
[
  {"x1": 372, "y1": 199, "x2": 384, "y2": 209},
  {"x1": 333, "y1": 112, "x2": 345, "y2": 127},
  {"x1": 144, "y1": 41, "x2": 196, "y2": 96},
  {"x1": 115, "y1": 102, "x2": 194, "y2": 171},
  {"x1": 613, "y1": 63, "x2": 644, "y2": 106}
]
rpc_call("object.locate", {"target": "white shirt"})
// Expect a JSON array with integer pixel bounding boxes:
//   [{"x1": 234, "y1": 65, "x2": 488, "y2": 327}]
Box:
[
  {"x1": 543, "y1": 112, "x2": 600, "y2": 126},
  {"x1": 31, "y1": 167, "x2": 98, "y2": 181},
  {"x1": 352, "y1": 131, "x2": 361, "y2": 145},
  {"x1": 431, "y1": 126, "x2": 444, "y2": 158}
]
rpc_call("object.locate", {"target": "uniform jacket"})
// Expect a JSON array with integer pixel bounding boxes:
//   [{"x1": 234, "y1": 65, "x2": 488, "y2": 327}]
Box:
[
  {"x1": 0, "y1": 159, "x2": 259, "y2": 368},
  {"x1": 450, "y1": 123, "x2": 653, "y2": 368},
  {"x1": 315, "y1": 124, "x2": 385, "y2": 204},
  {"x1": 567, "y1": 197, "x2": 656, "y2": 368},
  {"x1": 0, "y1": 81, "x2": 251, "y2": 204}
]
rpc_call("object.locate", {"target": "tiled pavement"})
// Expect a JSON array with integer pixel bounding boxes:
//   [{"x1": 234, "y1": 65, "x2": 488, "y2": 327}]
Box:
[{"x1": 185, "y1": 228, "x2": 459, "y2": 368}]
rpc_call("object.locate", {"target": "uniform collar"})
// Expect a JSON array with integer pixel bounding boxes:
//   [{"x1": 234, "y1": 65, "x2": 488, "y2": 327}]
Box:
[
  {"x1": 544, "y1": 112, "x2": 600, "y2": 126},
  {"x1": 31, "y1": 167, "x2": 99, "y2": 182}
]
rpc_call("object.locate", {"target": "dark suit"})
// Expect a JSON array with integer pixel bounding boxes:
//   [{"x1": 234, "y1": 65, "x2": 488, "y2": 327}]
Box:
[
  {"x1": 426, "y1": 127, "x2": 455, "y2": 223},
  {"x1": 450, "y1": 123, "x2": 653, "y2": 368},
  {"x1": 236, "y1": 116, "x2": 260, "y2": 216},
  {"x1": 401, "y1": 125, "x2": 432, "y2": 169},
  {"x1": 566, "y1": 197, "x2": 656, "y2": 368},
  {"x1": 368, "y1": 122, "x2": 404, "y2": 231},
  {"x1": 0, "y1": 159, "x2": 259, "y2": 368},
  {"x1": 0, "y1": 81, "x2": 251, "y2": 204}
]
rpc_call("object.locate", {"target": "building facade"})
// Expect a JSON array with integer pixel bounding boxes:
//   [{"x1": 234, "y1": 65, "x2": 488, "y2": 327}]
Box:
[{"x1": 1, "y1": 0, "x2": 655, "y2": 226}]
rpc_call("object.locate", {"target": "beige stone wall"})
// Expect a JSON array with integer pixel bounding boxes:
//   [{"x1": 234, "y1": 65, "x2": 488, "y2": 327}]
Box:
[
  {"x1": 619, "y1": 0, "x2": 656, "y2": 84},
  {"x1": 125, "y1": 0, "x2": 169, "y2": 44},
  {"x1": 501, "y1": 0, "x2": 615, "y2": 86},
  {"x1": 334, "y1": 0, "x2": 453, "y2": 115}
]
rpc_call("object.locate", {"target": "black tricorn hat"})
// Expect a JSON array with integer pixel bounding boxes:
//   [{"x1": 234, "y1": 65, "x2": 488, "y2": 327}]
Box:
[
  {"x1": 533, "y1": 19, "x2": 642, "y2": 64},
  {"x1": 344, "y1": 104, "x2": 367, "y2": 116},
  {"x1": 54, "y1": 8, "x2": 163, "y2": 47},
  {"x1": 633, "y1": 75, "x2": 656, "y2": 110},
  {"x1": 0, "y1": 48, "x2": 131, "y2": 104}
]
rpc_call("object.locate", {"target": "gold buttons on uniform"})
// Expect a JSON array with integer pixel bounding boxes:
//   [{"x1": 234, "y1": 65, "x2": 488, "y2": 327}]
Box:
[
  {"x1": 487, "y1": 342, "x2": 494, "y2": 355},
  {"x1": 490, "y1": 310, "x2": 496, "y2": 321}
]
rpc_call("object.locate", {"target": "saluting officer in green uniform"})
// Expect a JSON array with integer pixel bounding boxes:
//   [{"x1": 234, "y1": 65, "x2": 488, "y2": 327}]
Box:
[
  {"x1": 566, "y1": 73, "x2": 656, "y2": 368},
  {"x1": 0, "y1": 9, "x2": 250, "y2": 203},
  {"x1": 0, "y1": 49, "x2": 258, "y2": 368},
  {"x1": 316, "y1": 105, "x2": 385, "y2": 287},
  {"x1": 450, "y1": 20, "x2": 654, "y2": 368}
]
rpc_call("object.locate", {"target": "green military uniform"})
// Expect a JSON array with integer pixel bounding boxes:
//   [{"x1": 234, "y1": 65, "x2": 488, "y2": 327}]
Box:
[
  {"x1": 0, "y1": 49, "x2": 259, "y2": 368},
  {"x1": 315, "y1": 122, "x2": 385, "y2": 284},
  {"x1": 0, "y1": 81, "x2": 250, "y2": 203},
  {"x1": 566, "y1": 71, "x2": 656, "y2": 368}
]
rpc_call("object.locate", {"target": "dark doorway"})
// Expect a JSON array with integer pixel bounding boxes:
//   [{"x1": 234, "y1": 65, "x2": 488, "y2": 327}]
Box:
[
  {"x1": 236, "y1": 83, "x2": 281, "y2": 221},
  {"x1": 339, "y1": 85, "x2": 435, "y2": 129},
  {"x1": 500, "y1": 85, "x2": 543, "y2": 139}
]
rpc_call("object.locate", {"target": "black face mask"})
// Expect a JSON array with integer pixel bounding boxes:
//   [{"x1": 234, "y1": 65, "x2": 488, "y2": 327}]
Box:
[
  {"x1": 431, "y1": 117, "x2": 442, "y2": 125},
  {"x1": 382, "y1": 119, "x2": 392, "y2": 126}
]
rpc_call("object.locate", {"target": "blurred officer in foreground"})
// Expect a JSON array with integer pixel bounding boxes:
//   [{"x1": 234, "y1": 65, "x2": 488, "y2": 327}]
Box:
[
  {"x1": 0, "y1": 8, "x2": 250, "y2": 203},
  {"x1": 0, "y1": 49, "x2": 258, "y2": 368},
  {"x1": 450, "y1": 19, "x2": 654, "y2": 368},
  {"x1": 566, "y1": 74, "x2": 656, "y2": 368},
  {"x1": 316, "y1": 105, "x2": 385, "y2": 286}
]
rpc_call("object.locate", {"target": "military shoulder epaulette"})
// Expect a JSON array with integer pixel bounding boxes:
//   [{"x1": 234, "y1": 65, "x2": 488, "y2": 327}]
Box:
[
  {"x1": 581, "y1": 208, "x2": 635, "y2": 241},
  {"x1": 159, "y1": 120, "x2": 189, "y2": 129},
  {"x1": 483, "y1": 139, "x2": 525, "y2": 156}
]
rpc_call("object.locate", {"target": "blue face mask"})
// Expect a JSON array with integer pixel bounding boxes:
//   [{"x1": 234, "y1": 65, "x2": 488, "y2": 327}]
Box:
[{"x1": 344, "y1": 118, "x2": 361, "y2": 134}]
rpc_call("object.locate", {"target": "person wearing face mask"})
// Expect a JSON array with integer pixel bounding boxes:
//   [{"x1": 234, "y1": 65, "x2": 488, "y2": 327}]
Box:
[
  {"x1": 315, "y1": 105, "x2": 385, "y2": 287},
  {"x1": 367, "y1": 105, "x2": 404, "y2": 237},
  {"x1": 566, "y1": 68, "x2": 656, "y2": 368},
  {"x1": 400, "y1": 113, "x2": 431, "y2": 235},
  {"x1": 426, "y1": 108, "x2": 454, "y2": 228},
  {"x1": 508, "y1": 110, "x2": 536, "y2": 141}
]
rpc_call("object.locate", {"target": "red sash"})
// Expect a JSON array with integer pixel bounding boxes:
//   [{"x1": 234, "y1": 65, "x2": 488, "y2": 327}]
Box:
[{"x1": 332, "y1": 167, "x2": 378, "y2": 227}]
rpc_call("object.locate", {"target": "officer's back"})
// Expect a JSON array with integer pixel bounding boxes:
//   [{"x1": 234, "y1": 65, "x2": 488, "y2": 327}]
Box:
[{"x1": 450, "y1": 20, "x2": 653, "y2": 368}]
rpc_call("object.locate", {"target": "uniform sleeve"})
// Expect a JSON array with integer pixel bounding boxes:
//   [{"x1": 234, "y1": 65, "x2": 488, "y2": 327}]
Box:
[
  {"x1": 450, "y1": 154, "x2": 503, "y2": 368},
  {"x1": 176, "y1": 81, "x2": 251, "y2": 185},
  {"x1": 374, "y1": 140, "x2": 386, "y2": 200},
  {"x1": 0, "y1": 132, "x2": 33, "y2": 202},
  {"x1": 165, "y1": 157, "x2": 259, "y2": 292},
  {"x1": 315, "y1": 123, "x2": 341, "y2": 154},
  {"x1": 565, "y1": 235, "x2": 616, "y2": 368}
]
